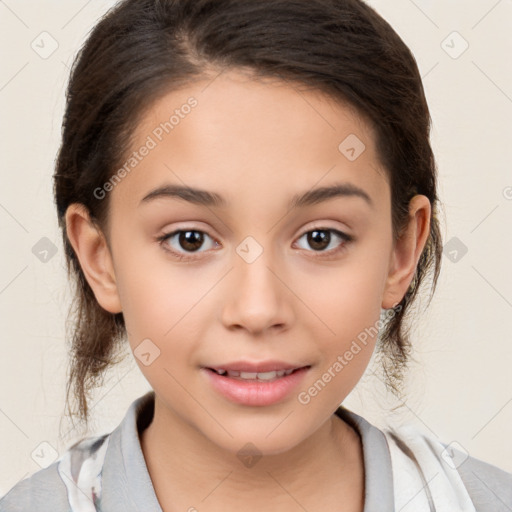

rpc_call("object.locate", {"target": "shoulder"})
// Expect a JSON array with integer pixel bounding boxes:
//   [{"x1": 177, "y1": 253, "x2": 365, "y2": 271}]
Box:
[
  {"x1": 0, "y1": 462, "x2": 69, "y2": 512},
  {"x1": 448, "y1": 442, "x2": 512, "y2": 512},
  {"x1": 0, "y1": 433, "x2": 110, "y2": 512},
  {"x1": 383, "y1": 423, "x2": 512, "y2": 512}
]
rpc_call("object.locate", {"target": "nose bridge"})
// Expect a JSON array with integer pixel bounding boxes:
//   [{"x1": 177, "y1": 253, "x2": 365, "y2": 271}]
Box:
[{"x1": 235, "y1": 233, "x2": 281, "y2": 302}]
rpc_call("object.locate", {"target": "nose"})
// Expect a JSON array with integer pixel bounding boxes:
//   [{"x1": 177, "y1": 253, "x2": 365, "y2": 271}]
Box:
[{"x1": 220, "y1": 242, "x2": 293, "y2": 335}]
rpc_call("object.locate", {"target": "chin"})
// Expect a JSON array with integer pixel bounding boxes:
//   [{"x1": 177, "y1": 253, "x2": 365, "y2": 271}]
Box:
[{"x1": 203, "y1": 420, "x2": 309, "y2": 459}]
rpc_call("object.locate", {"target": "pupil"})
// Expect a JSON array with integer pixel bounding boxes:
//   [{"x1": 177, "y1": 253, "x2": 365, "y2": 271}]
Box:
[
  {"x1": 308, "y1": 230, "x2": 329, "y2": 250},
  {"x1": 180, "y1": 230, "x2": 203, "y2": 251}
]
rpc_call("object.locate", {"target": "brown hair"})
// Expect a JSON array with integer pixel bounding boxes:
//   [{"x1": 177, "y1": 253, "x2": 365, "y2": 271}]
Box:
[{"x1": 54, "y1": 0, "x2": 442, "y2": 429}]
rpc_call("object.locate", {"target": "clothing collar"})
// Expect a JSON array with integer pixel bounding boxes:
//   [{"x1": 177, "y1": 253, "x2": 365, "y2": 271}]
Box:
[
  {"x1": 335, "y1": 404, "x2": 394, "y2": 511},
  {"x1": 102, "y1": 391, "x2": 394, "y2": 511}
]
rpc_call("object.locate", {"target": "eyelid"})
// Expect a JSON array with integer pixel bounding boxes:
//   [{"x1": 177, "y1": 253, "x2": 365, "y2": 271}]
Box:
[{"x1": 298, "y1": 221, "x2": 352, "y2": 238}]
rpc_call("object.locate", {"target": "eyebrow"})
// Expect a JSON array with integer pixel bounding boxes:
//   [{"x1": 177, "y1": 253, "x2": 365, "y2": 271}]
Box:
[{"x1": 139, "y1": 182, "x2": 373, "y2": 209}]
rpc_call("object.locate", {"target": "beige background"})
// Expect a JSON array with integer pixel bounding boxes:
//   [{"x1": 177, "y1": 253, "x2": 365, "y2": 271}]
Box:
[{"x1": 1, "y1": 0, "x2": 511, "y2": 494}]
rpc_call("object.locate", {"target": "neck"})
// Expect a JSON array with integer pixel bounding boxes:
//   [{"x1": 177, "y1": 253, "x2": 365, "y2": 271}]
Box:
[{"x1": 140, "y1": 395, "x2": 364, "y2": 511}]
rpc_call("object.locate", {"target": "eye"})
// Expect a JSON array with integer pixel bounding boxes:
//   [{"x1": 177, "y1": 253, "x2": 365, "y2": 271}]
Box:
[
  {"x1": 294, "y1": 227, "x2": 353, "y2": 257},
  {"x1": 157, "y1": 226, "x2": 353, "y2": 262},
  {"x1": 157, "y1": 229, "x2": 219, "y2": 261}
]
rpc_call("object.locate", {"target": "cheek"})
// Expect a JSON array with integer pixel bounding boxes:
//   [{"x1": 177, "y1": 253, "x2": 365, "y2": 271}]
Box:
[
  {"x1": 113, "y1": 240, "x2": 206, "y2": 362},
  {"x1": 293, "y1": 268, "x2": 384, "y2": 413},
  {"x1": 311, "y1": 253, "x2": 388, "y2": 338},
  {"x1": 114, "y1": 231, "x2": 197, "y2": 323},
  {"x1": 301, "y1": 239, "x2": 390, "y2": 383},
  {"x1": 115, "y1": 257, "x2": 205, "y2": 396}
]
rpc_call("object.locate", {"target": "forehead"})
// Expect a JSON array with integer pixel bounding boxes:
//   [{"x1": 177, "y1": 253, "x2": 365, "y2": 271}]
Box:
[{"x1": 111, "y1": 70, "x2": 388, "y2": 213}]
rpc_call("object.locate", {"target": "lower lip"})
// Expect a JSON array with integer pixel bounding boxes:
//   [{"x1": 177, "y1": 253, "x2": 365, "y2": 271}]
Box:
[{"x1": 201, "y1": 367, "x2": 310, "y2": 406}]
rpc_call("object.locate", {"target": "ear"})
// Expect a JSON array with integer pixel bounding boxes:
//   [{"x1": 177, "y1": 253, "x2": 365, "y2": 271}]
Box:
[
  {"x1": 65, "y1": 203, "x2": 122, "y2": 314},
  {"x1": 382, "y1": 195, "x2": 431, "y2": 309}
]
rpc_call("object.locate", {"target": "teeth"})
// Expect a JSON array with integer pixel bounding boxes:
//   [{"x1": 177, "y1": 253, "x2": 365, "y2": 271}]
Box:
[{"x1": 212, "y1": 368, "x2": 296, "y2": 380}]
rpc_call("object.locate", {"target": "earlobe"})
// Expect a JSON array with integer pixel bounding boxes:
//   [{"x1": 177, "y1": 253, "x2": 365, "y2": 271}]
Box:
[
  {"x1": 382, "y1": 195, "x2": 431, "y2": 309},
  {"x1": 65, "y1": 203, "x2": 122, "y2": 314}
]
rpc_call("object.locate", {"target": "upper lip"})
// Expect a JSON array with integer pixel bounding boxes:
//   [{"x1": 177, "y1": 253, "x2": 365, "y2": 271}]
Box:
[{"x1": 204, "y1": 360, "x2": 311, "y2": 373}]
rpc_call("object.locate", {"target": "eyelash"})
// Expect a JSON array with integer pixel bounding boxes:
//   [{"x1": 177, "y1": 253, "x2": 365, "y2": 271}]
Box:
[{"x1": 156, "y1": 226, "x2": 353, "y2": 262}]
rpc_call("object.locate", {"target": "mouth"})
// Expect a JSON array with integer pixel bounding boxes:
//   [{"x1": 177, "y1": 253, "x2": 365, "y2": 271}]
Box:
[
  {"x1": 205, "y1": 366, "x2": 311, "y2": 382},
  {"x1": 202, "y1": 364, "x2": 312, "y2": 406}
]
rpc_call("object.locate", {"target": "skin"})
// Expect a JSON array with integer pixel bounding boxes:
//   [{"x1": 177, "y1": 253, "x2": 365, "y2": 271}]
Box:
[{"x1": 65, "y1": 69, "x2": 430, "y2": 511}]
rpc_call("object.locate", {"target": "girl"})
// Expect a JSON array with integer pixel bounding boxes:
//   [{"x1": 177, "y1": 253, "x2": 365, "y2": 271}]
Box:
[{"x1": 1, "y1": 0, "x2": 511, "y2": 510}]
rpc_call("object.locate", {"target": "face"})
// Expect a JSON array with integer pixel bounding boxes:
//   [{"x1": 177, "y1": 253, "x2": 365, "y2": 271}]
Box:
[{"x1": 68, "y1": 69, "x2": 428, "y2": 457}]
